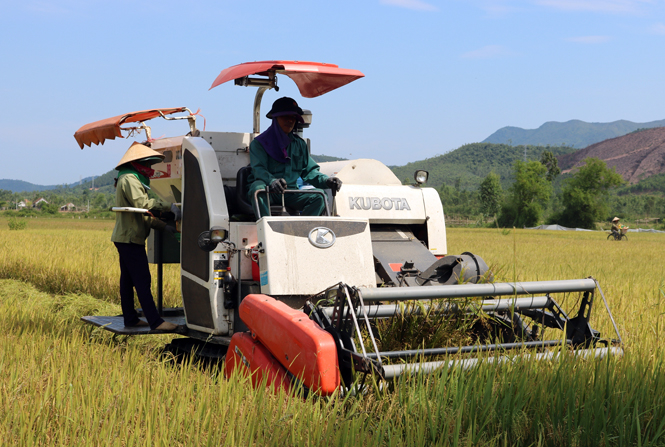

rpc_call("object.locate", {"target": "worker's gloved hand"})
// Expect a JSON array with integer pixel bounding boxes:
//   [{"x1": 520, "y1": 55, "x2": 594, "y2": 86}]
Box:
[
  {"x1": 269, "y1": 178, "x2": 288, "y2": 194},
  {"x1": 149, "y1": 209, "x2": 175, "y2": 221},
  {"x1": 171, "y1": 203, "x2": 181, "y2": 221},
  {"x1": 326, "y1": 177, "x2": 343, "y2": 192}
]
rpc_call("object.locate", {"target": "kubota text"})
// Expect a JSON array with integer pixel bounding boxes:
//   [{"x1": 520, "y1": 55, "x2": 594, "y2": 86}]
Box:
[{"x1": 348, "y1": 197, "x2": 411, "y2": 211}]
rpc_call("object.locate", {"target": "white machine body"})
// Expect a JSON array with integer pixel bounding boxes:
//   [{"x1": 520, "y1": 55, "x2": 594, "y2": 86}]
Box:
[{"x1": 149, "y1": 133, "x2": 448, "y2": 336}]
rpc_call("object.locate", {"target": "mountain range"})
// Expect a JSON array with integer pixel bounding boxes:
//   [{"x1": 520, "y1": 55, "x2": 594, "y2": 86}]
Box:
[{"x1": 483, "y1": 119, "x2": 665, "y2": 149}]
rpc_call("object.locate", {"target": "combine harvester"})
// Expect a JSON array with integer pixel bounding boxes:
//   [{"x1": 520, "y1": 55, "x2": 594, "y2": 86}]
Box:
[{"x1": 76, "y1": 60, "x2": 623, "y2": 395}]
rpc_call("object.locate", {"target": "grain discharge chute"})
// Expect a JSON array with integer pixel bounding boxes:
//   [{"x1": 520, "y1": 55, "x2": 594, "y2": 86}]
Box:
[{"x1": 77, "y1": 60, "x2": 623, "y2": 395}]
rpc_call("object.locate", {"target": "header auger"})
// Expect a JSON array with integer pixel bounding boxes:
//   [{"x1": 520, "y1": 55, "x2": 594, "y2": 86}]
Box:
[{"x1": 77, "y1": 60, "x2": 623, "y2": 396}]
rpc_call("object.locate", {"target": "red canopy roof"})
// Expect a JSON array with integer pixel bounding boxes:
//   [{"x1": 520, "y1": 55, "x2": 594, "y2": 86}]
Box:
[
  {"x1": 209, "y1": 61, "x2": 364, "y2": 98},
  {"x1": 74, "y1": 107, "x2": 187, "y2": 149}
]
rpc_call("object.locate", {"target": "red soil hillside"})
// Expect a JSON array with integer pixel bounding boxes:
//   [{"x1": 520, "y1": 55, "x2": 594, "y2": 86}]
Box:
[{"x1": 558, "y1": 127, "x2": 665, "y2": 184}]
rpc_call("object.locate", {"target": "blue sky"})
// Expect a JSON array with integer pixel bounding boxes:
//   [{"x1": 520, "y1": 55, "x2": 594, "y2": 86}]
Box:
[{"x1": 1, "y1": 0, "x2": 664, "y2": 185}]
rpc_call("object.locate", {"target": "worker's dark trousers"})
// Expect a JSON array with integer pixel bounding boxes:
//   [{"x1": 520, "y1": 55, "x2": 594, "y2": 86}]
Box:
[
  {"x1": 114, "y1": 242, "x2": 164, "y2": 330},
  {"x1": 251, "y1": 189, "x2": 327, "y2": 218}
]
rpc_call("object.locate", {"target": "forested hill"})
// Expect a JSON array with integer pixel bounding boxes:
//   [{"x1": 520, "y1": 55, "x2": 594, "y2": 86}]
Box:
[
  {"x1": 390, "y1": 143, "x2": 576, "y2": 190},
  {"x1": 483, "y1": 119, "x2": 665, "y2": 149},
  {"x1": 0, "y1": 179, "x2": 58, "y2": 193},
  {"x1": 0, "y1": 171, "x2": 116, "y2": 194}
]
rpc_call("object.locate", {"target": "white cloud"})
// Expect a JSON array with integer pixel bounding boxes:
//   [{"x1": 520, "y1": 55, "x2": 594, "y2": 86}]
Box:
[
  {"x1": 651, "y1": 23, "x2": 665, "y2": 35},
  {"x1": 461, "y1": 45, "x2": 516, "y2": 59},
  {"x1": 535, "y1": 0, "x2": 652, "y2": 13},
  {"x1": 566, "y1": 35, "x2": 612, "y2": 43},
  {"x1": 380, "y1": 0, "x2": 438, "y2": 12}
]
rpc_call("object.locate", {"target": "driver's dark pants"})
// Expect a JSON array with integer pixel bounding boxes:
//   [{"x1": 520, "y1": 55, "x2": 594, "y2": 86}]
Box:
[
  {"x1": 114, "y1": 242, "x2": 165, "y2": 329},
  {"x1": 250, "y1": 188, "x2": 326, "y2": 218}
]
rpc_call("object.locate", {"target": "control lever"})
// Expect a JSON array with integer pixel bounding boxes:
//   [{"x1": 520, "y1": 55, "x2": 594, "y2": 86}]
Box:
[
  {"x1": 331, "y1": 188, "x2": 337, "y2": 216},
  {"x1": 264, "y1": 185, "x2": 271, "y2": 216}
]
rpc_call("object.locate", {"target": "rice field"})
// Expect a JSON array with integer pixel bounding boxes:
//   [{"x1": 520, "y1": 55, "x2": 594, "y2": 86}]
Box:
[
  {"x1": 1, "y1": 217, "x2": 665, "y2": 446},
  {"x1": 0, "y1": 217, "x2": 181, "y2": 307}
]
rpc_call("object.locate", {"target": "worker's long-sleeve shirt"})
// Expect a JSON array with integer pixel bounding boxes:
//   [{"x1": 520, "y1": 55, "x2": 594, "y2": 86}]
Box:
[
  {"x1": 111, "y1": 173, "x2": 170, "y2": 245},
  {"x1": 247, "y1": 134, "x2": 328, "y2": 198}
]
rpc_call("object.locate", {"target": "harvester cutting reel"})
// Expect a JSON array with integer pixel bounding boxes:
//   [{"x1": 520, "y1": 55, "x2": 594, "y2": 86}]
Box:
[
  {"x1": 308, "y1": 278, "x2": 623, "y2": 384},
  {"x1": 226, "y1": 277, "x2": 623, "y2": 396}
]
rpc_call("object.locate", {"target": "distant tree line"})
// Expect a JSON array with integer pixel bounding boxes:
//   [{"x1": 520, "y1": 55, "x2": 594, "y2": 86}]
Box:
[
  {"x1": 437, "y1": 150, "x2": 663, "y2": 229},
  {"x1": 0, "y1": 171, "x2": 118, "y2": 217}
]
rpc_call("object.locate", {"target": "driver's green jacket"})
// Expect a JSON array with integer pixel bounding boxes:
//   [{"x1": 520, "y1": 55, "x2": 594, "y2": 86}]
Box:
[{"x1": 247, "y1": 134, "x2": 328, "y2": 198}]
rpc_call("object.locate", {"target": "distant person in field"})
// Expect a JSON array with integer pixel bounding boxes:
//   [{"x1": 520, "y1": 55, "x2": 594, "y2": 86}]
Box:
[
  {"x1": 247, "y1": 96, "x2": 342, "y2": 217},
  {"x1": 611, "y1": 217, "x2": 622, "y2": 236},
  {"x1": 111, "y1": 142, "x2": 181, "y2": 331}
]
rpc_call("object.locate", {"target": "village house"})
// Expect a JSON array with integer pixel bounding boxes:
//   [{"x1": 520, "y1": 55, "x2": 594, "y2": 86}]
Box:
[
  {"x1": 33, "y1": 198, "x2": 48, "y2": 209},
  {"x1": 60, "y1": 203, "x2": 77, "y2": 212}
]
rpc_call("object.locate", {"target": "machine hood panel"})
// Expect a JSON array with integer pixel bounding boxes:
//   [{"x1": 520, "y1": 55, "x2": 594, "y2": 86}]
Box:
[
  {"x1": 318, "y1": 159, "x2": 402, "y2": 186},
  {"x1": 257, "y1": 216, "x2": 375, "y2": 295}
]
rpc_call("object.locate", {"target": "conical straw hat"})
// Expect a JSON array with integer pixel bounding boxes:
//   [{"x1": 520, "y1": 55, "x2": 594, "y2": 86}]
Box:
[{"x1": 115, "y1": 142, "x2": 165, "y2": 170}]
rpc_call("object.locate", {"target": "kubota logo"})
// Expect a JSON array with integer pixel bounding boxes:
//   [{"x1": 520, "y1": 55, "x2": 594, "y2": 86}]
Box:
[
  {"x1": 348, "y1": 197, "x2": 411, "y2": 211},
  {"x1": 308, "y1": 227, "x2": 336, "y2": 248}
]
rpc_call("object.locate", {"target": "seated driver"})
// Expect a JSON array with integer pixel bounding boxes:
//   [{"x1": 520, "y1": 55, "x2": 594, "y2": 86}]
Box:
[{"x1": 247, "y1": 97, "x2": 342, "y2": 217}]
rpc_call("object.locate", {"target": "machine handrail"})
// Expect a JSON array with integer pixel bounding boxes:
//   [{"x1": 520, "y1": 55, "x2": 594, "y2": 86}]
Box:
[{"x1": 252, "y1": 189, "x2": 331, "y2": 218}]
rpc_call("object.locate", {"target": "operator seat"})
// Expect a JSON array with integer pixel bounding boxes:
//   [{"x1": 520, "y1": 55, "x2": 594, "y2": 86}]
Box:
[{"x1": 234, "y1": 165, "x2": 256, "y2": 216}]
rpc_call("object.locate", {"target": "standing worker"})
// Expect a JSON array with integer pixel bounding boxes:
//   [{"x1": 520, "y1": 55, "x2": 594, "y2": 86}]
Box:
[
  {"x1": 111, "y1": 142, "x2": 181, "y2": 330},
  {"x1": 247, "y1": 97, "x2": 342, "y2": 217}
]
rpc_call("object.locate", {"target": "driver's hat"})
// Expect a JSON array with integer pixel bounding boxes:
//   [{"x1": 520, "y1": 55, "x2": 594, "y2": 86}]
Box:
[{"x1": 266, "y1": 97, "x2": 304, "y2": 123}]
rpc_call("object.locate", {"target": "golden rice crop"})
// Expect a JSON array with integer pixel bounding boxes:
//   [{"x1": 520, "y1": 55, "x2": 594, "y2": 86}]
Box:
[
  {"x1": 2, "y1": 217, "x2": 665, "y2": 446},
  {"x1": 0, "y1": 217, "x2": 181, "y2": 307},
  {"x1": 447, "y1": 227, "x2": 665, "y2": 350}
]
